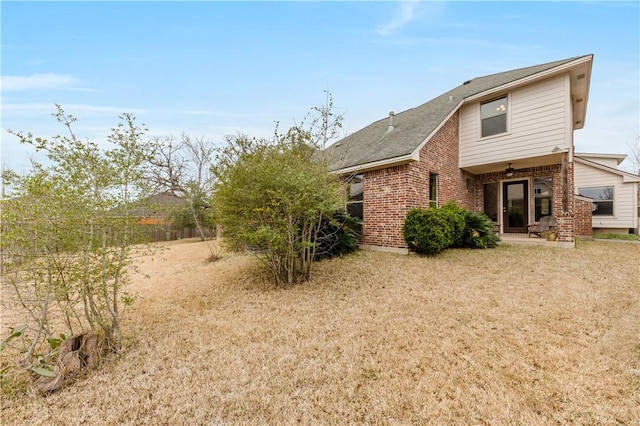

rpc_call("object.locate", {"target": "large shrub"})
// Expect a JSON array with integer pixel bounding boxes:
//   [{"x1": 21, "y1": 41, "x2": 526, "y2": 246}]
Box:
[
  {"x1": 213, "y1": 129, "x2": 343, "y2": 285},
  {"x1": 403, "y1": 207, "x2": 454, "y2": 254},
  {"x1": 403, "y1": 204, "x2": 500, "y2": 254},
  {"x1": 439, "y1": 202, "x2": 467, "y2": 248},
  {"x1": 314, "y1": 209, "x2": 362, "y2": 260},
  {"x1": 2, "y1": 107, "x2": 153, "y2": 391}
]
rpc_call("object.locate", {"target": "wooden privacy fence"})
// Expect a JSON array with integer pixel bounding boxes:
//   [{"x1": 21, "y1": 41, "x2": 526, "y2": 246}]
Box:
[
  {"x1": 0, "y1": 224, "x2": 217, "y2": 273},
  {"x1": 146, "y1": 225, "x2": 216, "y2": 242}
]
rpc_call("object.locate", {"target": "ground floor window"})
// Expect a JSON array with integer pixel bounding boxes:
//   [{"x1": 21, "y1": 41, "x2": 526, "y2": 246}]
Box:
[
  {"x1": 429, "y1": 173, "x2": 439, "y2": 207},
  {"x1": 534, "y1": 177, "x2": 553, "y2": 221},
  {"x1": 578, "y1": 186, "x2": 614, "y2": 216},
  {"x1": 346, "y1": 174, "x2": 363, "y2": 220},
  {"x1": 483, "y1": 182, "x2": 499, "y2": 222}
]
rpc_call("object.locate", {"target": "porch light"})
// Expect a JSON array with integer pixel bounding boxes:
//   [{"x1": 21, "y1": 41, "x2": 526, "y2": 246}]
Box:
[{"x1": 505, "y1": 163, "x2": 515, "y2": 178}]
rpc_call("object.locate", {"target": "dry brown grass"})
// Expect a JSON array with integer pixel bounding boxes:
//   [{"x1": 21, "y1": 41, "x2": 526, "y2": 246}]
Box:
[{"x1": 2, "y1": 238, "x2": 639, "y2": 425}]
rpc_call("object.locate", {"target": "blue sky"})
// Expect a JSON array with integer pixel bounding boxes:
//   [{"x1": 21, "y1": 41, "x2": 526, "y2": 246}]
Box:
[{"x1": 2, "y1": 1, "x2": 639, "y2": 173}]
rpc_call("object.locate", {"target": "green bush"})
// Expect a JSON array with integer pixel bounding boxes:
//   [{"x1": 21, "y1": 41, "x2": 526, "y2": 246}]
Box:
[
  {"x1": 440, "y1": 202, "x2": 467, "y2": 248},
  {"x1": 403, "y1": 207, "x2": 452, "y2": 254},
  {"x1": 314, "y1": 210, "x2": 362, "y2": 260},
  {"x1": 403, "y1": 205, "x2": 500, "y2": 254},
  {"x1": 462, "y1": 210, "x2": 501, "y2": 249}
]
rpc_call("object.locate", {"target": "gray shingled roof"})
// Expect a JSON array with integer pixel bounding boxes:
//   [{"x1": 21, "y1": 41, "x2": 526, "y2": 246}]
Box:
[{"x1": 325, "y1": 55, "x2": 589, "y2": 172}]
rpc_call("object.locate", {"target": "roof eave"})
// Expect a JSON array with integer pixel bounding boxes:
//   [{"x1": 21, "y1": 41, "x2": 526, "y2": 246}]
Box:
[
  {"x1": 575, "y1": 152, "x2": 627, "y2": 165},
  {"x1": 575, "y1": 156, "x2": 640, "y2": 182},
  {"x1": 571, "y1": 55, "x2": 593, "y2": 130},
  {"x1": 462, "y1": 55, "x2": 594, "y2": 105},
  {"x1": 330, "y1": 153, "x2": 416, "y2": 176}
]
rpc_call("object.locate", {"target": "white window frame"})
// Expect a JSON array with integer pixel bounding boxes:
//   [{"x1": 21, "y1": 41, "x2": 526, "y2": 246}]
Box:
[
  {"x1": 479, "y1": 94, "x2": 510, "y2": 139},
  {"x1": 578, "y1": 186, "x2": 614, "y2": 216},
  {"x1": 346, "y1": 174, "x2": 363, "y2": 220}
]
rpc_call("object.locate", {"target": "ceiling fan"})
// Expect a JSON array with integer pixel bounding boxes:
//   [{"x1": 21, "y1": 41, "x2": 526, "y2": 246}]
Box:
[{"x1": 505, "y1": 163, "x2": 516, "y2": 178}]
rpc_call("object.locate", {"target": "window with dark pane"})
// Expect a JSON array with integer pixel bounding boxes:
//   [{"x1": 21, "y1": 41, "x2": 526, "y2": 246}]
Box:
[
  {"x1": 534, "y1": 177, "x2": 553, "y2": 221},
  {"x1": 481, "y1": 96, "x2": 508, "y2": 137},
  {"x1": 346, "y1": 175, "x2": 363, "y2": 220},
  {"x1": 578, "y1": 186, "x2": 614, "y2": 216},
  {"x1": 483, "y1": 183, "x2": 499, "y2": 222},
  {"x1": 429, "y1": 173, "x2": 439, "y2": 207}
]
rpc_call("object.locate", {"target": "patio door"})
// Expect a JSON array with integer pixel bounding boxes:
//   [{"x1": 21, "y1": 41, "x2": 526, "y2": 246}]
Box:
[{"x1": 502, "y1": 180, "x2": 528, "y2": 233}]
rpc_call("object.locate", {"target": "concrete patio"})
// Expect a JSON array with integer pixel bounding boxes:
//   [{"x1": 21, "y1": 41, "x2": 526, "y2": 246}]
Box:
[{"x1": 499, "y1": 233, "x2": 575, "y2": 248}]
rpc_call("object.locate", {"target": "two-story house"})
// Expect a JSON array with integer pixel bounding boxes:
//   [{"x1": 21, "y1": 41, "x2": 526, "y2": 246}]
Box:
[{"x1": 325, "y1": 55, "x2": 594, "y2": 249}]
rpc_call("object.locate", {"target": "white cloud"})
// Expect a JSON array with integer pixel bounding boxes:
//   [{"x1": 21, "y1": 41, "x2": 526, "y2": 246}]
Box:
[
  {"x1": 1, "y1": 73, "x2": 84, "y2": 92},
  {"x1": 376, "y1": 1, "x2": 419, "y2": 36}
]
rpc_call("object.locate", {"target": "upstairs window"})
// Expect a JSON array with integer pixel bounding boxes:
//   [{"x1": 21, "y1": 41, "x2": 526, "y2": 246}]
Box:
[
  {"x1": 480, "y1": 96, "x2": 508, "y2": 137},
  {"x1": 578, "y1": 186, "x2": 614, "y2": 216}
]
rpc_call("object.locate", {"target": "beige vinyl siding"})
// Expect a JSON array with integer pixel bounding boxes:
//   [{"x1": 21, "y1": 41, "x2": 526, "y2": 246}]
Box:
[
  {"x1": 460, "y1": 74, "x2": 570, "y2": 168},
  {"x1": 575, "y1": 161, "x2": 638, "y2": 229}
]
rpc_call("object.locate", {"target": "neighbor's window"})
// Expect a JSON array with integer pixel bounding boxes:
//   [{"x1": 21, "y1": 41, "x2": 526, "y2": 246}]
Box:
[
  {"x1": 429, "y1": 173, "x2": 439, "y2": 207},
  {"x1": 534, "y1": 177, "x2": 553, "y2": 221},
  {"x1": 480, "y1": 95, "x2": 508, "y2": 137},
  {"x1": 578, "y1": 186, "x2": 614, "y2": 216},
  {"x1": 346, "y1": 175, "x2": 363, "y2": 221}
]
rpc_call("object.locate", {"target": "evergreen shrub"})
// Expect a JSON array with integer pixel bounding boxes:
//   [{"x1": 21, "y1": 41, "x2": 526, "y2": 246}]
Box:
[
  {"x1": 403, "y1": 204, "x2": 500, "y2": 254},
  {"x1": 314, "y1": 210, "x2": 362, "y2": 260},
  {"x1": 462, "y1": 210, "x2": 501, "y2": 249},
  {"x1": 403, "y1": 207, "x2": 452, "y2": 254}
]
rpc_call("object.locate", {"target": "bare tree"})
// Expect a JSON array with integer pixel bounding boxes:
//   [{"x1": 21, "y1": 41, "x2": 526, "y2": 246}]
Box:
[
  {"x1": 148, "y1": 135, "x2": 187, "y2": 195},
  {"x1": 149, "y1": 134, "x2": 216, "y2": 197},
  {"x1": 148, "y1": 134, "x2": 218, "y2": 252},
  {"x1": 308, "y1": 89, "x2": 344, "y2": 150},
  {"x1": 181, "y1": 133, "x2": 216, "y2": 194},
  {"x1": 628, "y1": 133, "x2": 640, "y2": 175}
]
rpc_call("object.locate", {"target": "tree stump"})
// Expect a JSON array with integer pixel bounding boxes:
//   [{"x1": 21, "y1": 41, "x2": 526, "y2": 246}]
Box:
[{"x1": 37, "y1": 331, "x2": 102, "y2": 393}]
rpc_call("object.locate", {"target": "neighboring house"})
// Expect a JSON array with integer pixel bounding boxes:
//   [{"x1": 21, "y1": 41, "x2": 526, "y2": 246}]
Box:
[
  {"x1": 325, "y1": 54, "x2": 594, "y2": 249},
  {"x1": 131, "y1": 191, "x2": 211, "y2": 241},
  {"x1": 575, "y1": 153, "x2": 640, "y2": 234},
  {"x1": 132, "y1": 191, "x2": 186, "y2": 223}
]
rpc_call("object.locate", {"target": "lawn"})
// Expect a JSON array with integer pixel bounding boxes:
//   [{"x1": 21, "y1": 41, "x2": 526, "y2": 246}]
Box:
[{"x1": 2, "y1": 239, "x2": 639, "y2": 425}]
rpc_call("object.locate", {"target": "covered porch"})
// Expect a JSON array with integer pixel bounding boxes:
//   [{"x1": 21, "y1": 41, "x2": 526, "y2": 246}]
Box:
[{"x1": 469, "y1": 157, "x2": 576, "y2": 243}]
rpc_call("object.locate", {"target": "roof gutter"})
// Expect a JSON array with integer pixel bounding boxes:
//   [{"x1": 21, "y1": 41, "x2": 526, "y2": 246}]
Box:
[{"x1": 330, "y1": 153, "x2": 416, "y2": 176}]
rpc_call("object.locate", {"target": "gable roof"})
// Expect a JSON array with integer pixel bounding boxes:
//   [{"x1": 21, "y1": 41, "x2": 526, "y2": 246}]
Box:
[
  {"x1": 326, "y1": 54, "x2": 593, "y2": 173},
  {"x1": 575, "y1": 152, "x2": 627, "y2": 166},
  {"x1": 575, "y1": 156, "x2": 640, "y2": 183}
]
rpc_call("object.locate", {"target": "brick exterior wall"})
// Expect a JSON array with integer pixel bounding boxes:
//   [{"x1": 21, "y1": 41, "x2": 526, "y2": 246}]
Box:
[
  {"x1": 555, "y1": 158, "x2": 575, "y2": 242},
  {"x1": 407, "y1": 111, "x2": 475, "y2": 210},
  {"x1": 474, "y1": 164, "x2": 570, "y2": 236},
  {"x1": 358, "y1": 113, "x2": 579, "y2": 247},
  {"x1": 574, "y1": 197, "x2": 593, "y2": 238},
  {"x1": 361, "y1": 112, "x2": 474, "y2": 248},
  {"x1": 361, "y1": 165, "x2": 410, "y2": 248},
  {"x1": 471, "y1": 161, "x2": 577, "y2": 242},
  {"x1": 555, "y1": 213, "x2": 574, "y2": 242}
]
